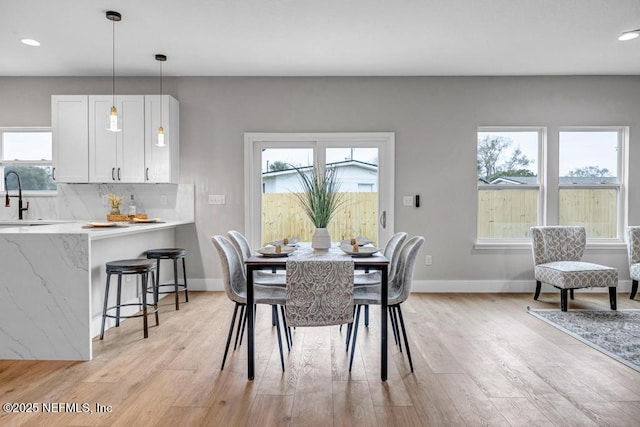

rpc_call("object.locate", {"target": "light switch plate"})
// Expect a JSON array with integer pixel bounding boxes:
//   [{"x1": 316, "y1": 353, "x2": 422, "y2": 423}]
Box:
[
  {"x1": 403, "y1": 196, "x2": 413, "y2": 206},
  {"x1": 208, "y1": 194, "x2": 226, "y2": 205}
]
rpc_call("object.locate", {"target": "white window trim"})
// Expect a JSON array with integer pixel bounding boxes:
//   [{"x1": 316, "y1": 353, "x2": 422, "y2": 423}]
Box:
[
  {"x1": 558, "y1": 126, "x2": 628, "y2": 243},
  {"x1": 0, "y1": 127, "x2": 56, "y2": 194},
  {"x1": 475, "y1": 126, "x2": 546, "y2": 247}
]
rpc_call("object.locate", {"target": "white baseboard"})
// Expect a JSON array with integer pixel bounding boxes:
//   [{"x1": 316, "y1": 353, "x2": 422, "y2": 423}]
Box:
[
  {"x1": 411, "y1": 279, "x2": 632, "y2": 293},
  {"x1": 188, "y1": 278, "x2": 633, "y2": 294}
]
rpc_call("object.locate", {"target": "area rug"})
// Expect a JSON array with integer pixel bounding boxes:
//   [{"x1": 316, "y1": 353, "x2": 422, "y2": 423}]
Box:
[{"x1": 527, "y1": 308, "x2": 640, "y2": 372}]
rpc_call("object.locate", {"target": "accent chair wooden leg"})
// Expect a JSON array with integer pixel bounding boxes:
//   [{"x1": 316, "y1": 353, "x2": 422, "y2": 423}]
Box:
[
  {"x1": 631, "y1": 280, "x2": 638, "y2": 300},
  {"x1": 534, "y1": 281, "x2": 541, "y2": 300},
  {"x1": 609, "y1": 287, "x2": 617, "y2": 310},
  {"x1": 560, "y1": 289, "x2": 568, "y2": 312}
]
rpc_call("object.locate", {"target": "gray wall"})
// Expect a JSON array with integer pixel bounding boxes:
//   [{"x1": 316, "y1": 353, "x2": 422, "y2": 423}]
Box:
[{"x1": 2, "y1": 76, "x2": 639, "y2": 290}]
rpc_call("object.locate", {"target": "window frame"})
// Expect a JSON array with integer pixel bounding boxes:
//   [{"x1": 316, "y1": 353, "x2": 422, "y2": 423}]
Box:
[
  {"x1": 557, "y1": 126, "x2": 628, "y2": 244},
  {"x1": 476, "y1": 126, "x2": 546, "y2": 245},
  {"x1": 0, "y1": 127, "x2": 56, "y2": 196}
]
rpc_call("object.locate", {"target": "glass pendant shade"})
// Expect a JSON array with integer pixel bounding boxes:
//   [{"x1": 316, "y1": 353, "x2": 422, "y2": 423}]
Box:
[
  {"x1": 157, "y1": 126, "x2": 166, "y2": 147},
  {"x1": 107, "y1": 105, "x2": 121, "y2": 132}
]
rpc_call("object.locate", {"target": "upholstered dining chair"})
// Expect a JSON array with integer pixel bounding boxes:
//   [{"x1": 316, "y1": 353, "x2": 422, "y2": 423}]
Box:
[
  {"x1": 348, "y1": 235, "x2": 425, "y2": 373},
  {"x1": 530, "y1": 226, "x2": 618, "y2": 311},
  {"x1": 228, "y1": 230, "x2": 287, "y2": 287},
  {"x1": 349, "y1": 231, "x2": 407, "y2": 334},
  {"x1": 211, "y1": 235, "x2": 288, "y2": 371},
  {"x1": 625, "y1": 226, "x2": 640, "y2": 300}
]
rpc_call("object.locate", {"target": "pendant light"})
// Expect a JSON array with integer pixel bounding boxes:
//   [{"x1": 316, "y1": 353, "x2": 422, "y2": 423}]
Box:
[
  {"x1": 106, "y1": 11, "x2": 122, "y2": 132},
  {"x1": 155, "y1": 54, "x2": 167, "y2": 147}
]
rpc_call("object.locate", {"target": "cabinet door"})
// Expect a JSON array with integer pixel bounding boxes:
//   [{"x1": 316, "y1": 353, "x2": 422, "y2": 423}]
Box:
[
  {"x1": 52, "y1": 95, "x2": 89, "y2": 182},
  {"x1": 89, "y1": 96, "x2": 145, "y2": 183},
  {"x1": 144, "y1": 95, "x2": 179, "y2": 183},
  {"x1": 89, "y1": 96, "x2": 119, "y2": 182},
  {"x1": 117, "y1": 96, "x2": 145, "y2": 183}
]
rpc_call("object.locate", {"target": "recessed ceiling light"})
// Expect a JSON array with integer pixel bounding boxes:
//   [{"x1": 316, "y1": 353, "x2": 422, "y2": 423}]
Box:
[
  {"x1": 21, "y1": 38, "x2": 41, "y2": 46},
  {"x1": 618, "y1": 30, "x2": 640, "y2": 41}
]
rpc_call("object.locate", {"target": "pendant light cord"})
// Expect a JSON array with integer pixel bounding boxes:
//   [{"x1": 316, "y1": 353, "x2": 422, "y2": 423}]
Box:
[
  {"x1": 159, "y1": 60, "x2": 163, "y2": 126},
  {"x1": 112, "y1": 18, "x2": 116, "y2": 107}
]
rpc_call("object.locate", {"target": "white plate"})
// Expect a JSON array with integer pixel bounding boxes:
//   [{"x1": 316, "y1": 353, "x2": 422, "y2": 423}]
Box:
[
  {"x1": 132, "y1": 218, "x2": 164, "y2": 223},
  {"x1": 268, "y1": 237, "x2": 300, "y2": 246},
  {"x1": 86, "y1": 222, "x2": 118, "y2": 227},
  {"x1": 257, "y1": 246, "x2": 297, "y2": 257},
  {"x1": 339, "y1": 237, "x2": 373, "y2": 246},
  {"x1": 339, "y1": 244, "x2": 380, "y2": 257}
]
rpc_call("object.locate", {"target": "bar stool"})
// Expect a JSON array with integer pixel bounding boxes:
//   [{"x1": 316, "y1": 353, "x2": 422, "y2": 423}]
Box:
[
  {"x1": 146, "y1": 248, "x2": 189, "y2": 310},
  {"x1": 100, "y1": 258, "x2": 158, "y2": 340}
]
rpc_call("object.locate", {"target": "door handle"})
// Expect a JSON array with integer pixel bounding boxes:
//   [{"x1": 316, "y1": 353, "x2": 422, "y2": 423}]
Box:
[
  {"x1": 111, "y1": 168, "x2": 115, "y2": 181},
  {"x1": 379, "y1": 211, "x2": 387, "y2": 229},
  {"x1": 145, "y1": 167, "x2": 149, "y2": 181},
  {"x1": 117, "y1": 168, "x2": 121, "y2": 181},
  {"x1": 52, "y1": 167, "x2": 56, "y2": 181}
]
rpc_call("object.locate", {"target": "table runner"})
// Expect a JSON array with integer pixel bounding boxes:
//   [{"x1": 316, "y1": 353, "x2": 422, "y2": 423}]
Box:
[{"x1": 285, "y1": 249, "x2": 354, "y2": 327}]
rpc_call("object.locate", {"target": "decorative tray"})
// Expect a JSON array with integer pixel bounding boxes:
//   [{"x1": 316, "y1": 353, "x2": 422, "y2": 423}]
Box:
[
  {"x1": 83, "y1": 222, "x2": 129, "y2": 229},
  {"x1": 131, "y1": 218, "x2": 165, "y2": 223},
  {"x1": 257, "y1": 246, "x2": 296, "y2": 257},
  {"x1": 339, "y1": 244, "x2": 380, "y2": 257}
]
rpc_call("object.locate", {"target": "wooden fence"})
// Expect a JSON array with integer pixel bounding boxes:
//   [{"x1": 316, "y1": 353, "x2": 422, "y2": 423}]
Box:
[
  {"x1": 478, "y1": 188, "x2": 618, "y2": 239},
  {"x1": 262, "y1": 193, "x2": 379, "y2": 245}
]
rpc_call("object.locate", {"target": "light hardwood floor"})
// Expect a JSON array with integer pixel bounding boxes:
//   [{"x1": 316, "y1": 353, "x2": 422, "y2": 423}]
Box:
[{"x1": 1, "y1": 292, "x2": 639, "y2": 426}]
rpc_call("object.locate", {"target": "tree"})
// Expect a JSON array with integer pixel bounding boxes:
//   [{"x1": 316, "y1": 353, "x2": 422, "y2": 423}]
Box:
[
  {"x1": 4, "y1": 166, "x2": 56, "y2": 191},
  {"x1": 477, "y1": 135, "x2": 532, "y2": 182},
  {"x1": 568, "y1": 166, "x2": 611, "y2": 178},
  {"x1": 269, "y1": 161, "x2": 289, "y2": 171}
]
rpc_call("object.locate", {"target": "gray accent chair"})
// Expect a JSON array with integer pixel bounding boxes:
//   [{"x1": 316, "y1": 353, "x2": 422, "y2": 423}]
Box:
[
  {"x1": 227, "y1": 230, "x2": 287, "y2": 287},
  {"x1": 625, "y1": 226, "x2": 640, "y2": 300},
  {"x1": 211, "y1": 235, "x2": 288, "y2": 371},
  {"x1": 530, "y1": 226, "x2": 618, "y2": 311}
]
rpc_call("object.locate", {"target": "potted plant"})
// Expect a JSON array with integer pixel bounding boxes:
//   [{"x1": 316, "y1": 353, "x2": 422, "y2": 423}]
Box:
[{"x1": 292, "y1": 163, "x2": 344, "y2": 250}]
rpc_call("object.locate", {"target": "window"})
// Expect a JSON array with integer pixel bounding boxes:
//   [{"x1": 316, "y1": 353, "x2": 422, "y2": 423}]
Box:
[
  {"x1": 0, "y1": 128, "x2": 56, "y2": 192},
  {"x1": 477, "y1": 128, "x2": 543, "y2": 240},
  {"x1": 558, "y1": 128, "x2": 625, "y2": 239}
]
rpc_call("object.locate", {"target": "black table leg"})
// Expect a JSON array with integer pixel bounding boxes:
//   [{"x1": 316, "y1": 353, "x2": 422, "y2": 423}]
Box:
[
  {"x1": 247, "y1": 265, "x2": 255, "y2": 380},
  {"x1": 381, "y1": 265, "x2": 388, "y2": 381}
]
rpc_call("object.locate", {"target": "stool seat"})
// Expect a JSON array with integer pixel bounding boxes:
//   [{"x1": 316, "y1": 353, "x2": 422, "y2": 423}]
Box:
[
  {"x1": 101, "y1": 258, "x2": 159, "y2": 340},
  {"x1": 146, "y1": 247, "x2": 189, "y2": 310},
  {"x1": 107, "y1": 258, "x2": 157, "y2": 273},
  {"x1": 146, "y1": 248, "x2": 186, "y2": 259}
]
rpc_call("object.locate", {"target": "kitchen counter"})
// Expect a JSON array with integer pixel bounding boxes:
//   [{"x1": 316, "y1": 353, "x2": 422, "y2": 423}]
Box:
[{"x1": 0, "y1": 219, "x2": 193, "y2": 361}]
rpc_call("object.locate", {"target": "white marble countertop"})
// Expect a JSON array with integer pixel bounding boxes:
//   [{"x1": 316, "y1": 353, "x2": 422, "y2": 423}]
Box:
[{"x1": 0, "y1": 219, "x2": 193, "y2": 240}]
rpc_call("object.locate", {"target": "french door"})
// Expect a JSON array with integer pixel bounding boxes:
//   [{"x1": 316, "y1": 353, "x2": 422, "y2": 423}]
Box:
[{"x1": 244, "y1": 132, "x2": 395, "y2": 248}]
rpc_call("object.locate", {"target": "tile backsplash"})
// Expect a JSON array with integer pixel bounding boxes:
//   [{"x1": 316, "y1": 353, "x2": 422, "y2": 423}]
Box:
[{"x1": 0, "y1": 183, "x2": 194, "y2": 222}]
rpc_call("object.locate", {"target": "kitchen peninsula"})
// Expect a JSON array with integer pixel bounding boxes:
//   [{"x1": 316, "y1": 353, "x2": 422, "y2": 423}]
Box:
[{"x1": 0, "y1": 183, "x2": 194, "y2": 361}]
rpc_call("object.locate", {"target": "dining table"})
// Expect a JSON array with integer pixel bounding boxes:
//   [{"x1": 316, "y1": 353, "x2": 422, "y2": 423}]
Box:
[{"x1": 244, "y1": 243, "x2": 390, "y2": 381}]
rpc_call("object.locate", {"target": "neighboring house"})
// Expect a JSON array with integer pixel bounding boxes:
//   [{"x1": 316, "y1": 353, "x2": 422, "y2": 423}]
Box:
[
  {"x1": 487, "y1": 176, "x2": 617, "y2": 185},
  {"x1": 262, "y1": 160, "x2": 378, "y2": 193}
]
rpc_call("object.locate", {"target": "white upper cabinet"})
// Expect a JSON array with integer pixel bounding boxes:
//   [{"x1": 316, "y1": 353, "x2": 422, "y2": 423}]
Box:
[
  {"x1": 144, "y1": 95, "x2": 180, "y2": 183},
  {"x1": 52, "y1": 94, "x2": 179, "y2": 184},
  {"x1": 88, "y1": 95, "x2": 145, "y2": 183},
  {"x1": 51, "y1": 95, "x2": 89, "y2": 183}
]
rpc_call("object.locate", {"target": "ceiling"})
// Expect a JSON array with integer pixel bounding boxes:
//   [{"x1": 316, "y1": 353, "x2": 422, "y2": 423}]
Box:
[{"x1": 3, "y1": 0, "x2": 640, "y2": 77}]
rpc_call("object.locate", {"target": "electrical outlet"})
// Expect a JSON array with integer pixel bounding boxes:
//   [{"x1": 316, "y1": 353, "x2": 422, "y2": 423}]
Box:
[
  {"x1": 425, "y1": 255, "x2": 432, "y2": 265},
  {"x1": 160, "y1": 195, "x2": 167, "y2": 205},
  {"x1": 403, "y1": 196, "x2": 413, "y2": 206},
  {"x1": 208, "y1": 194, "x2": 226, "y2": 205}
]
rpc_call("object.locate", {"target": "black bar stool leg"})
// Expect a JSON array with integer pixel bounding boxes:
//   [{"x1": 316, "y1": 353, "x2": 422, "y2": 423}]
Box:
[
  {"x1": 115, "y1": 274, "x2": 122, "y2": 327},
  {"x1": 141, "y1": 272, "x2": 149, "y2": 338},
  {"x1": 173, "y1": 258, "x2": 180, "y2": 310},
  {"x1": 100, "y1": 273, "x2": 112, "y2": 340},
  {"x1": 182, "y1": 257, "x2": 189, "y2": 302}
]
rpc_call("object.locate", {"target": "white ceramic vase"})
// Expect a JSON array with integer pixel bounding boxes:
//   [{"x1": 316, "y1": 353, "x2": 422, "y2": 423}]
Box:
[{"x1": 311, "y1": 227, "x2": 331, "y2": 251}]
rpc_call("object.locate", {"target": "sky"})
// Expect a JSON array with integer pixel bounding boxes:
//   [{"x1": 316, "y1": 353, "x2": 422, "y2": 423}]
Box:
[
  {"x1": 2, "y1": 132, "x2": 52, "y2": 160},
  {"x1": 478, "y1": 130, "x2": 619, "y2": 177},
  {"x1": 261, "y1": 147, "x2": 378, "y2": 172}
]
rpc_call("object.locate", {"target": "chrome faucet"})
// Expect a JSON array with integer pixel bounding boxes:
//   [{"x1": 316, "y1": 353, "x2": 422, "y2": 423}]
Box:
[{"x1": 4, "y1": 171, "x2": 29, "y2": 220}]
